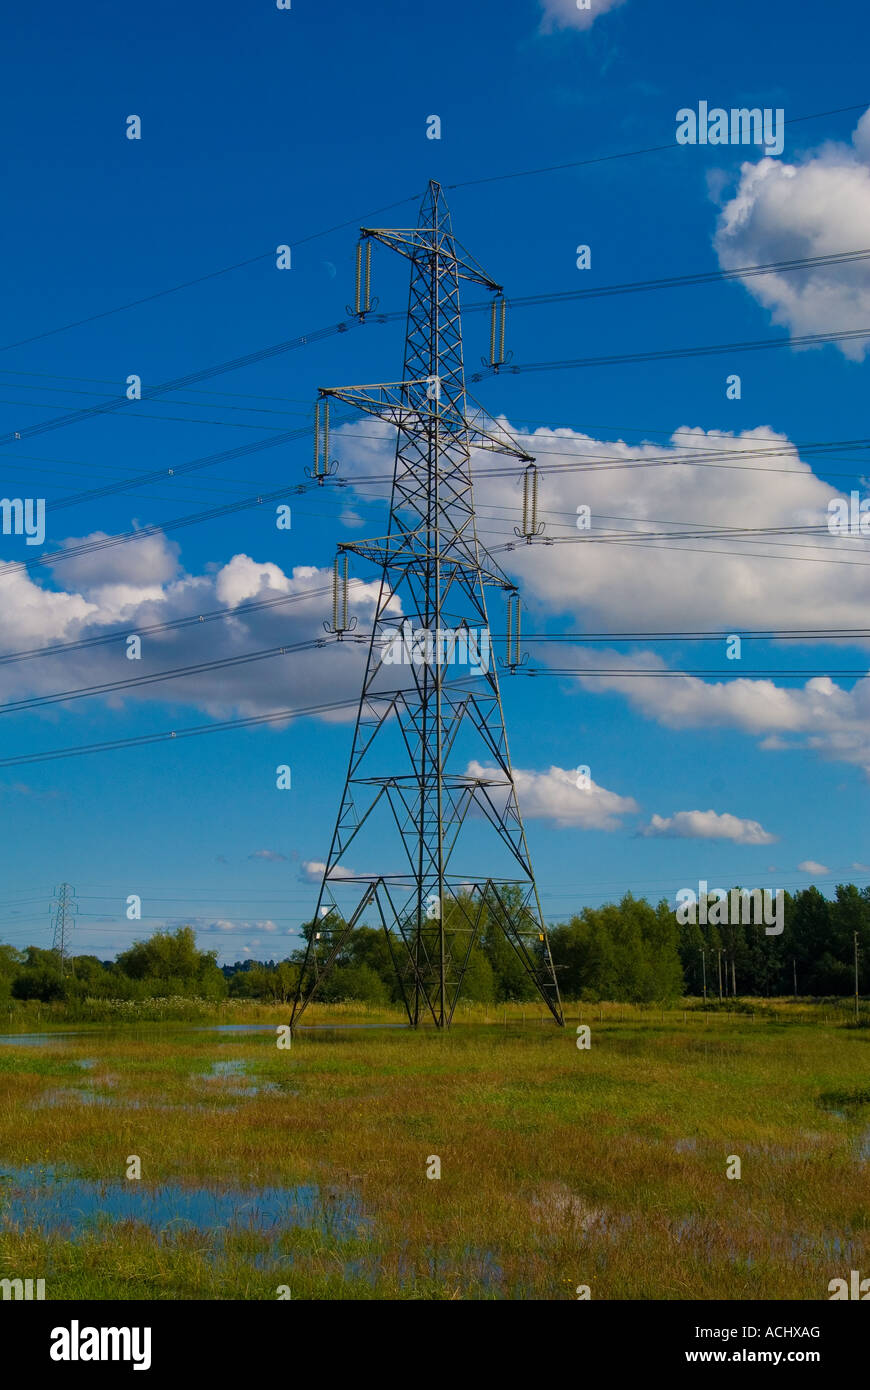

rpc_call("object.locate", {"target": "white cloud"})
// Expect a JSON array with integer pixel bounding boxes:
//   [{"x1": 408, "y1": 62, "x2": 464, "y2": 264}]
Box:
[
  {"x1": 465, "y1": 760, "x2": 638, "y2": 830},
  {"x1": 329, "y1": 416, "x2": 870, "y2": 781},
  {"x1": 639, "y1": 808, "x2": 777, "y2": 845},
  {"x1": 300, "y1": 860, "x2": 357, "y2": 882},
  {"x1": 248, "y1": 850, "x2": 287, "y2": 863},
  {"x1": 713, "y1": 107, "x2": 870, "y2": 359},
  {"x1": 0, "y1": 551, "x2": 388, "y2": 723},
  {"x1": 539, "y1": 0, "x2": 627, "y2": 33},
  {"x1": 566, "y1": 653, "x2": 870, "y2": 779},
  {"x1": 797, "y1": 860, "x2": 829, "y2": 875},
  {"x1": 192, "y1": 918, "x2": 280, "y2": 934},
  {"x1": 215, "y1": 554, "x2": 290, "y2": 609}
]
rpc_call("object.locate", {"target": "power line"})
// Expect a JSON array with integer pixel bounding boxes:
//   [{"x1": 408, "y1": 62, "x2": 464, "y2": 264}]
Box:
[
  {"x1": 0, "y1": 584, "x2": 334, "y2": 665},
  {"x1": 6, "y1": 242, "x2": 870, "y2": 463},
  {"x1": 0, "y1": 695, "x2": 362, "y2": 767},
  {"x1": 0, "y1": 191, "x2": 422, "y2": 354},
  {"x1": 0, "y1": 662, "x2": 865, "y2": 769},
  {"x1": 445, "y1": 99, "x2": 870, "y2": 190},
  {"x1": 472, "y1": 326, "x2": 870, "y2": 381},
  {"x1": 6, "y1": 92, "x2": 865, "y2": 357},
  {"x1": 0, "y1": 634, "x2": 345, "y2": 716},
  {"x1": 0, "y1": 325, "x2": 362, "y2": 451},
  {"x1": 467, "y1": 248, "x2": 870, "y2": 313}
]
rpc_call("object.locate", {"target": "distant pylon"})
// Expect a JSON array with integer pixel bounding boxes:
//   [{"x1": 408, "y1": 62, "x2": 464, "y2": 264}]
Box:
[
  {"x1": 51, "y1": 882, "x2": 76, "y2": 975},
  {"x1": 291, "y1": 180, "x2": 564, "y2": 1030}
]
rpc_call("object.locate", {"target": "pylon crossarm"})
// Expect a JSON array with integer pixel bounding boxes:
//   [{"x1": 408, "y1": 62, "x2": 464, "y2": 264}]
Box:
[
  {"x1": 318, "y1": 383, "x2": 533, "y2": 461},
  {"x1": 360, "y1": 226, "x2": 502, "y2": 292}
]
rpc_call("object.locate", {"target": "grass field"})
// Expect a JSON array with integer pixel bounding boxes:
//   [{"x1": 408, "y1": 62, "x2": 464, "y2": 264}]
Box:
[{"x1": 0, "y1": 1000, "x2": 868, "y2": 1299}]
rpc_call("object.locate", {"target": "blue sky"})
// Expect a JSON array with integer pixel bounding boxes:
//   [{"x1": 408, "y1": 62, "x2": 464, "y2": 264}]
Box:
[{"x1": 0, "y1": 0, "x2": 867, "y2": 962}]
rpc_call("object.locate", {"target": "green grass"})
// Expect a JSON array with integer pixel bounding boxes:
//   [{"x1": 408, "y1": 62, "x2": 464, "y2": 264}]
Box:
[{"x1": 0, "y1": 1001, "x2": 868, "y2": 1299}]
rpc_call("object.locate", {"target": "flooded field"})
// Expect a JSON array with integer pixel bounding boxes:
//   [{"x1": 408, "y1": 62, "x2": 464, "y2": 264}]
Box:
[{"x1": 0, "y1": 1006, "x2": 868, "y2": 1299}]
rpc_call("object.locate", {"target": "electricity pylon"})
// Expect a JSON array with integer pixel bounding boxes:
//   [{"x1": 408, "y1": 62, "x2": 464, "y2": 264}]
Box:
[
  {"x1": 291, "y1": 180, "x2": 563, "y2": 1030},
  {"x1": 51, "y1": 882, "x2": 76, "y2": 976}
]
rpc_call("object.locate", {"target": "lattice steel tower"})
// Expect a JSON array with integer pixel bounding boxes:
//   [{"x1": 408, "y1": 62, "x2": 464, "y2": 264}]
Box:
[
  {"x1": 291, "y1": 181, "x2": 563, "y2": 1029},
  {"x1": 51, "y1": 882, "x2": 76, "y2": 976}
]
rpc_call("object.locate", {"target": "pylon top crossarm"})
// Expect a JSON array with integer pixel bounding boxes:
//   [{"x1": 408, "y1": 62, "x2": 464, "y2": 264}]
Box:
[
  {"x1": 359, "y1": 227, "x2": 502, "y2": 294},
  {"x1": 337, "y1": 535, "x2": 515, "y2": 590}
]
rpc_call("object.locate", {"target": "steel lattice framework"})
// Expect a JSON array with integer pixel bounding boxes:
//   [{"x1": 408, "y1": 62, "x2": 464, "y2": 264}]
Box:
[
  {"x1": 291, "y1": 181, "x2": 564, "y2": 1029},
  {"x1": 51, "y1": 882, "x2": 76, "y2": 976}
]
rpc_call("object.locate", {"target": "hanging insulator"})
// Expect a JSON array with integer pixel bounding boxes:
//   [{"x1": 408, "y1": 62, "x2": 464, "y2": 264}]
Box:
[
  {"x1": 332, "y1": 553, "x2": 341, "y2": 630},
  {"x1": 483, "y1": 294, "x2": 512, "y2": 371},
  {"x1": 364, "y1": 240, "x2": 372, "y2": 314},
  {"x1": 347, "y1": 238, "x2": 379, "y2": 320},
  {"x1": 306, "y1": 396, "x2": 339, "y2": 484},
  {"x1": 514, "y1": 462, "x2": 545, "y2": 542},
  {"x1": 323, "y1": 551, "x2": 357, "y2": 638},
  {"x1": 502, "y1": 592, "x2": 528, "y2": 672}
]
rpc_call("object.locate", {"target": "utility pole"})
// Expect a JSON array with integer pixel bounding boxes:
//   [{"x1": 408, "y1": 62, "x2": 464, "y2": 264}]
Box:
[
  {"x1": 716, "y1": 948, "x2": 723, "y2": 1001},
  {"x1": 50, "y1": 883, "x2": 76, "y2": 976},
  {"x1": 700, "y1": 947, "x2": 707, "y2": 1004},
  {"x1": 792, "y1": 957, "x2": 797, "y2": 1000},
  {"x1": 290, "y1": 181, "x2": 563, "y2": 1030},
  {"x1": 731, "y1": 954, "x2": 737, "y2": 997},
  {"x1": 855, "y1": 932, "x2": 860, "y2": 1023}
]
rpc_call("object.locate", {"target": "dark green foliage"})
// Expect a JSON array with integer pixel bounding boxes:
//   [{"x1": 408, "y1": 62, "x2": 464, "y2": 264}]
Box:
[{"x1": 2, "y1": 883, "x2": 869, "y2": 1004}]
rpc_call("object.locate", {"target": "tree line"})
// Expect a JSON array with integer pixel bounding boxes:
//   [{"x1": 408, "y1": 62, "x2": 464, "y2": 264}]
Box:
[{"x1": 1, "y1": 884, "x2": 867, "y2": 1006}]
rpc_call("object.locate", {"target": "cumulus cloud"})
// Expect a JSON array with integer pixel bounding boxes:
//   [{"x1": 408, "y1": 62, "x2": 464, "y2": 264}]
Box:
[
  {"x1": 539, "y1": 0, "x2": 627, "y2": 32},
  {"x1": 300, "y1": 860, "x2": 358, "y2": 882},
  {"x1": 566, "y1": 652, "x2": 870, "y2": 779},
  {"x1": 465, "y1": 760, "x2": 638, "y2": 830},
  {"x1": 248, "y1": 850, "x2": 287, "y2": 862},
  {"x1": 0, "y1": 548, "x2": 389, "y2": 723},
  {"x1": 327, "y1": 415, "x2": 870, "y2": 781},
  {"x1": 797, "y1": 860, "x2": 829, "y2": 875},
  {"x1": 198, "y1": 918, "x2": 280, "y2": 934},
  {"x1": 639, "y1": 808, "x2": 777, "y2": 845},
  {"x1": 713, "y1": 106, "x2": 870, "y2": 359}
]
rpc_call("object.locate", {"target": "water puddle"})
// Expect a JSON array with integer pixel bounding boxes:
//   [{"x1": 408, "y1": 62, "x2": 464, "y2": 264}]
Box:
[
  {"x1": 0, "y1": 1166, "x2": 371, "y2": 1248},
  {"x1": 33, "y1": 1088, "x2": 117, "y2": 1109},
  {"x1": 0, "y1": 1033, "x2": 82, "y2": 1046},
  {"x1": 202, "y1": 1023, "x2": 408, "y2": 1034},
  {"x1": 198, "y1": 1058, "x2": 282, "y2": 1097}
]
